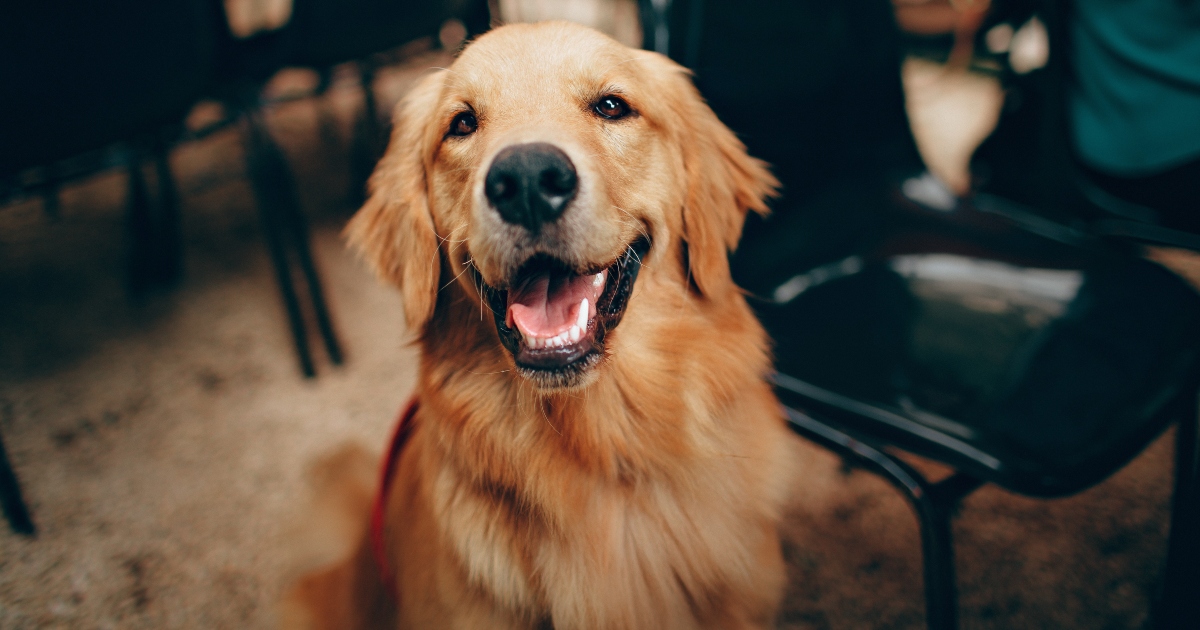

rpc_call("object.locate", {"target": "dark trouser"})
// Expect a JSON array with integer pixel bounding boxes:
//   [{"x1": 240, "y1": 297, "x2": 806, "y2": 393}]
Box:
[{"x1": 1082, "y1": 157, "x2": 1200, "y2": 235}]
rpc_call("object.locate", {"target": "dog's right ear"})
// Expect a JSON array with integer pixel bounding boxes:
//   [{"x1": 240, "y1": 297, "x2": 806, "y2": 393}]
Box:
[
  {"x1": 345, "y1": 70, "x2": 446, "y2": 335},
  {"x1": 636, "y1": 51, "x2": 778, "y2": 300}
]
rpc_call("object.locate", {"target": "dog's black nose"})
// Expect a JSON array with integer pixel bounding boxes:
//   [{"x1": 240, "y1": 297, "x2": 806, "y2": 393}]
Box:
[{"x1": 485, "y1": 143, "x2": 578, "y2": 233}]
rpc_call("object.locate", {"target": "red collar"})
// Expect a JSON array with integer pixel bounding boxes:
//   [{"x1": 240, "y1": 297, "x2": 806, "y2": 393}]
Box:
[{"x1": 370, "y1": 398, "x2": 419, "y2": 598}]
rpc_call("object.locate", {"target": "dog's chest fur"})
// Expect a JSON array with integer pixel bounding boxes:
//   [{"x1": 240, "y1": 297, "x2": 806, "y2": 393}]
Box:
[{"x1": 410, "y1": 378, "x2": 788, "y2": 629}]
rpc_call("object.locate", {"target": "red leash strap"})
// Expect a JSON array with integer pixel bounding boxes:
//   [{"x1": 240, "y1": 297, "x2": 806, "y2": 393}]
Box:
[{"x1": 369, "y1": 398, "x2": 419, "y2": 599}]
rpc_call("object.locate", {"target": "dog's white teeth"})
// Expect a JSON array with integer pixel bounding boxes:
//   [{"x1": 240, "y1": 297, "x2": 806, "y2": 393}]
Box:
[
  {"x1": 521, "y1": 303, "x2": 591, "y2": 350},
  {"x1": 576, "y1": 298, "x2": 589, "y2": 330}
]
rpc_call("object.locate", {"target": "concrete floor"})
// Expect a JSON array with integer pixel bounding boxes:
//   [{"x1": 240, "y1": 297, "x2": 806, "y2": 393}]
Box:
[{"x1": 0, "y1": 46, "x2": 1183, "y2": 629}]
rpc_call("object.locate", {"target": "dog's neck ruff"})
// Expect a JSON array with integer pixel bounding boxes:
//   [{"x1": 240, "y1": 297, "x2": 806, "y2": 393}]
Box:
[{"x1": 370, "y1": 398, "x2": 419, "y2": 599}]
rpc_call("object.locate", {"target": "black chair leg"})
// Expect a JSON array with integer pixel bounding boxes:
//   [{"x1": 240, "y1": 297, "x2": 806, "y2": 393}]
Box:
[
  {"x1": 348, "y1": 60, "x2": 384, "y2": 207},
  {"x1": 360, "y1": 62, "x2": 382, "y2": 145},
  {"x1": 0, "y1": 429, "x2": 34, "y2": 536},
  {"x1": 240, "y1": 109, "x2": 317, "y2": 377},
  {"x1": 279, "y1": 173, "x2": 343, "y2": 367},
  {"x1": 126, "y1": 151, "x2": 155, "y2": 293},
  {"x1": 919, "y1": 473, "x2": 984, "y2": 630},
  {"x1": 314, "y1": 68, "x2": 344, "y2": 158},
  {"x1": 239, "y1": 105, "x2": 343, "y2": 376},
  {"x1": 152, "y1": 140, "x2": 183, "y2": 285},
  {"x1": 911, "y1": 495, "x2": 957, "y2": 630},
  {"x1": 1159, "y1": 392, "x2": 1200, "y2": 629},
  {"x1": 781, "y1": 405, "x2": 980, "y2": 630},
  {"x1": 127, "y1": 144, "x2": 184, "y2": 293}
]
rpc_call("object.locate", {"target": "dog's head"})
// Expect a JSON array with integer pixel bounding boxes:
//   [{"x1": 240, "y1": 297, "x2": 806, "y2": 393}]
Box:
[{"x1": 348, "y1": 22, "x2": 776, "y2": 390}]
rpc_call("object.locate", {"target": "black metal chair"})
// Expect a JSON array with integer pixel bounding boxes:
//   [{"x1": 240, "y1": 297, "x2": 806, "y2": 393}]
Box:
[
  {"x1": 758, "y1": 199, "x2": 1200, "y2": 630},
  {"x1": 640, "y1": 1, "x2": 1200, "y2": 628}
]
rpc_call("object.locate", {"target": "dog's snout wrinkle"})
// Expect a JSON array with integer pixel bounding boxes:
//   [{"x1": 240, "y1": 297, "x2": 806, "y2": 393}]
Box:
[{"x1": 485, "y1": 143, "x2": 578, "y2": 234}]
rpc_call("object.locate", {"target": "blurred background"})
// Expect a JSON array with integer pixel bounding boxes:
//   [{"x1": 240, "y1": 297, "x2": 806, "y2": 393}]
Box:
[{"x1": 1, "y1": 1, "x2": 1198, "y2": 628}]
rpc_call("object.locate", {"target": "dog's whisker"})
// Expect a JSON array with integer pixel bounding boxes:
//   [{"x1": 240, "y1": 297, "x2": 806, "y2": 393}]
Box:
[
  {"x1": 462, "y1": 257, "x2": 488, "y2": 320},
  {"x1": 537, "y1": 398, "x2": 562, "y2": 436},
  {"x1": 627, "y1": 243, "x2": 645, "y2": 267},
  {"x1": 439, "y1": 242, "x2": 476, "y2": 292},
  {"x1": 477, "y1": 285, "x2": 483, "y2": 320},
  {"x1": 440, "y1": 262, "x2": 473, "y2": 292},
  {"x1": 612, "y1": 206, "x2": 653, "y2": 243}
]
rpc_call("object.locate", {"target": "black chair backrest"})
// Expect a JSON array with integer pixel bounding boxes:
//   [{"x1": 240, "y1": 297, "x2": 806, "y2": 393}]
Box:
[
  {"x1": 643, "y1": 0, "x2": 928, "y2": 294},
  {"x1": 288, "y1": 0, "x2": 468, "y2": 67},
  {"x1": 648, "y1": 0, "x2": 924, "y2": 205},
  {"x1": 0, "y1": 0, "x2": 216, "y2": 176}
]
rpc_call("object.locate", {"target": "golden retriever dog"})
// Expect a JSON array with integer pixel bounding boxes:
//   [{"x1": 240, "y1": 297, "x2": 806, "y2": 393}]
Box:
[{"x1": 284, "y1": 20, "x2": 800, "y2": 630}]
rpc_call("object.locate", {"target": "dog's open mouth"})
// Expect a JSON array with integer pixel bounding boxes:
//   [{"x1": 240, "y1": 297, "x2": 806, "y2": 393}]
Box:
[{"x1": 480, "y1": 237, "x2": 650, "y2": 384}]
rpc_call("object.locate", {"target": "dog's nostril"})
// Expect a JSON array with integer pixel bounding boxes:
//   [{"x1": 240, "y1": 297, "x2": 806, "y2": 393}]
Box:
[
  {"x1": 540, "y1": 168, "x2": 576, "y2": 196},
  {"x1": 487, "y1": 174, "x2": 518, "y2": 202},
  {"x1": 485, "y1": 143, "x2": 578, "y2": 233}
]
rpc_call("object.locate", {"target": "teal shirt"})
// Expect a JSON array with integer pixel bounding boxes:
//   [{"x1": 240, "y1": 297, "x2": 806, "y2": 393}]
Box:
[{"x1": 1070, "y1": 0, "x2": 1200, "y2": 175}]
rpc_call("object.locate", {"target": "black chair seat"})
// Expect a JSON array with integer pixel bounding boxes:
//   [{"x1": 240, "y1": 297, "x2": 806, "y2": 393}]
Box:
[
  {"x1": 741, "y1": 200, "x2": 1200, "y2": 629},
  {"x1": 758, "y1": 205, "x2": 1200, "y2": 498}
]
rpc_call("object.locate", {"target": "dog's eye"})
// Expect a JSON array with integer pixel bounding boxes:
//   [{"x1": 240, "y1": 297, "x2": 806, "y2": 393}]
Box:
[
  {"x1": 593, "y1": 95, "x2": 631, "y2": 120},
  {"x1": 448, "y1": 111, "x2": 478, "y2": 137}
]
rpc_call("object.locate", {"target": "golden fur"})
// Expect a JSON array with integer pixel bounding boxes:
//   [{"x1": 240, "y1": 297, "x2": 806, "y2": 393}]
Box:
[{"x1": 283, "y1": 21, "x2": 801, "y2": 630}]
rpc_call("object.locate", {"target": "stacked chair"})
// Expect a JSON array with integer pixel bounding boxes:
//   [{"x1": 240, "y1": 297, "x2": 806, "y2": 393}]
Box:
[
  {"x1": 0, "y1": 0, "x2": 218, "y2": 539},
  {"x1": 0, "y1": 0, "x2": 489, "y2": 536}
]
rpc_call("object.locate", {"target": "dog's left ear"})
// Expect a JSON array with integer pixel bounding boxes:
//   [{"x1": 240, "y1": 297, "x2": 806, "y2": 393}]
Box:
[
  {"x1": 345, "y1": 70, "x2": 446, "y2": 334},
  {"x1": 645, "y1": 53, "x2": 779, "y2": 298}
]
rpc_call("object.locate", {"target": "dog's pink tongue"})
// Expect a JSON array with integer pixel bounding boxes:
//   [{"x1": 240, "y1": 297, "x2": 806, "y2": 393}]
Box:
[{"x1": 508, "y1": 270, "x2": 598, "y2": 338}]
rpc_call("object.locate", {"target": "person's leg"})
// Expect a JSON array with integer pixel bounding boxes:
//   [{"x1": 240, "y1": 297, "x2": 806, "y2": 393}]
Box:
[{"x1": 1082, "y1": 158, "x2": 1200, "y2": 235}]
